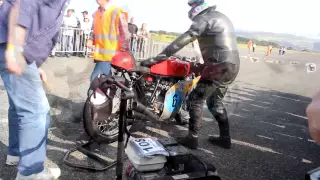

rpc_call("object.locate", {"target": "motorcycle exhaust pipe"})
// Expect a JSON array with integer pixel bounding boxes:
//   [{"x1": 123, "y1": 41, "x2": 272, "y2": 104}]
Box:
[
  {"x1": 131, "y1": 111, "x2": 151, "y2": 121},
  {"x1": 132, "y1": 102, "x2": 159, "y2": 121}
]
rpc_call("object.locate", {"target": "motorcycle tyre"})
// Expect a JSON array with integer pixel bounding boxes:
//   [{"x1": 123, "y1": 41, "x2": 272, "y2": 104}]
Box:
[{"x1": 83, "y1": 98, "x2": 119, "y2": 144}]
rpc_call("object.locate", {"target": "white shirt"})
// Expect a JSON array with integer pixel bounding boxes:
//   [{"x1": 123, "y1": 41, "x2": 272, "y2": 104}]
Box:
[
  {"x1": 81, "y1": 21, "x2": 92, "y2": 35},
  {"x1": 63, "y1": 15, "x2": 78, "y2": 36}
]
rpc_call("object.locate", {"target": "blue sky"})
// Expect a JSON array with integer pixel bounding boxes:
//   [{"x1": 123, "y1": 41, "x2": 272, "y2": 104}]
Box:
[{"x1": 68, "y1": 0, "x2": 319, "y2": 37}]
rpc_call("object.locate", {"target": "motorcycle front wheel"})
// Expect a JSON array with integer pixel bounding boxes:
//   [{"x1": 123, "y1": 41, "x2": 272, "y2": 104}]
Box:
[{"x1": 83, "y1": 87, "x2": 122, "y2": 144}]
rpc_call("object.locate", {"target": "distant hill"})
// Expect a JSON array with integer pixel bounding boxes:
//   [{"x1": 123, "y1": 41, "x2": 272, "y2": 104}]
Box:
[
  {"x1": 150, "y1": 29, "x2": 317, "y2": 51},
  {"x1": 234, "y1": 30, "x2": 315, "y2": 50}
]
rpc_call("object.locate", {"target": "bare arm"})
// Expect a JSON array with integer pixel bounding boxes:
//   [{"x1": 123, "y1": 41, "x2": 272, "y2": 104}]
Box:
[
  {"x1": 6, "y1": 0, "x2": 38, "y2": 75},
  {"x1": 89, "y1": 13, "x2": 95, "y2": 41},
  {"x1": 7, "y1": 0, "x2": 26, "y2": 47},
  {"x1": 118, "y1": 12, "x2": 130, "y2": 51}
]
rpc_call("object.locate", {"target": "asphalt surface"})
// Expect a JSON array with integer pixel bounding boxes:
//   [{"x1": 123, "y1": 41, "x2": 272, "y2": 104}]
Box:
[{"x1": 0, "y1": 48, "x2": 320, "y2": 180}]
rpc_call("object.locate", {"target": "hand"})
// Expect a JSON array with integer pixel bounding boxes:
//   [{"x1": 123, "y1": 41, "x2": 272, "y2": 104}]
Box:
[
  {"x1": 306, "y1": 89, "x2": 320, "y2": 143},
  {"x1": 86, "y1": 39, "x2": 93, "y2": 49},
  {"x1": 38, "y1": 68, "x2": 47, "y2": 83},
  {"x1": 140, "y1": 57, "x2": 156, "y2": 68},
  {"x1": 5, "y1": 49, "x2": 22, "y2": 76}
]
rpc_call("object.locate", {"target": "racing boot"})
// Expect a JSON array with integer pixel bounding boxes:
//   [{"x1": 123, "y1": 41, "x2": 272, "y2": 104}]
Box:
[
  {"x1": 209, "y1": 121, "x2": 231, "y2": 149},
  {"x1": 176, "y1": 132, "x2": 198, "y2": 149}
]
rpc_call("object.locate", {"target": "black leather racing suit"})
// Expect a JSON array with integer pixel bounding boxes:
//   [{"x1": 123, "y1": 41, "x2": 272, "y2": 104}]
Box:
[{"x1": 144, "y1": 6, "x2": 240, "y2": 141}]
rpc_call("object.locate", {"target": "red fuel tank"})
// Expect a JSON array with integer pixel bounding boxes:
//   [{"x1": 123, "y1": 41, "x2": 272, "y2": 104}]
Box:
[
  {"x1": 111, "y1": 52, "x2": 135, "y2": 71},
  {"x1": 150, "y1": 59, "x2": 190, "y2": 77}
]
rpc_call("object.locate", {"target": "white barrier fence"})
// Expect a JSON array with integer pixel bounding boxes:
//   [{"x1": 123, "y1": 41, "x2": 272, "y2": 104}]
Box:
[{"x1": 52, "y1": 27, "x2": 195, "y2": 60}]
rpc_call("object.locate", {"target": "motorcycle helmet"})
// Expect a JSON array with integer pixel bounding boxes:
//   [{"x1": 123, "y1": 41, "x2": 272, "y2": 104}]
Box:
[{"x1": 188, "y1": 0, "x2": 210, "y2": 20}]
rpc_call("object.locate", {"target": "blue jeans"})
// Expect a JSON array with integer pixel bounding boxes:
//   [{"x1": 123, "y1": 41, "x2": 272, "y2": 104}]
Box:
[
  {"x1": 0, "y1": 43, "x2": 50, "y2": 176},
  {"x1": 90, "y1": 61, "x2": 111, "y2": 82}
]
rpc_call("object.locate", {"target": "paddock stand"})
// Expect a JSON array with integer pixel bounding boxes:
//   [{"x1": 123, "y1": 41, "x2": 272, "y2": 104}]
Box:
[{"x1": 63, "y1": 85, "x2": 132, "y2": 179}]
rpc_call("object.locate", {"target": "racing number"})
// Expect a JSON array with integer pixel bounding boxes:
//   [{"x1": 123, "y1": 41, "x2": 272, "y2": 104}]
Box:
[
  {"x1": 134, "y1": 139, "x2": 153, "y2": 152},
  {"x1": 172, "y1": 94, "x2": 178, "y2": 107}
]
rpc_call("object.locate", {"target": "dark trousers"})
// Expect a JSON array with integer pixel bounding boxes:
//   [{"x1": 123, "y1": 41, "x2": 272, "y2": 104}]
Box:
[{"x1": 187, "y1": 62, "x2": 239, "y2": 136}]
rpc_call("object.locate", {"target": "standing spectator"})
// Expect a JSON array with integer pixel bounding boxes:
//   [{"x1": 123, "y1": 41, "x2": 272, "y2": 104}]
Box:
[
  {"x1": 82, "y1": 10, "x2": 89, "y2": 19},
  {"x1": 279, "y1": 46, "x2": 283, "y2": 55},
  {"x1": 247, "y1": 40, "x2": 252, "y2": 54},
  {"x1": 282, "y1": 46, "x2": 286, "y2": 55},
  {"x1": 0, "y1": 0, "x2": 70, "y2": 179},
  {"x1": 137, "y1": 23, "x2": 150, "y2": 57},
  {"x1": 86, "y1": 0, "x2": 130, "y2": 82},
  {"x1": 61, "y1": 9, "x2": 78, "y2": 58},
  {"x1": 128, "y1": 17, "x2": 138, "y2": 35},
  {"x1": 269, "y1": 45, "x2": 273, "y2": 54},
  {"x1": 80, "y1": 15, "x2": 92, "y2": 57},
  {"x1": 128, "y1": 17, "x2": 138, "y2": 51},
  {"x1": 252, "y1": 43, "x2": 256, "y2": 52},
  {"x1": 73, "y1": 10, "x2": 82, "y2": 56}
]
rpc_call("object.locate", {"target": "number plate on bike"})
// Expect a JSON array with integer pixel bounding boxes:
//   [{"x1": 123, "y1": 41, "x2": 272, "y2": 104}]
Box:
[{"x1": 130, "y1": 138, "x2": 168, "y2": 157}]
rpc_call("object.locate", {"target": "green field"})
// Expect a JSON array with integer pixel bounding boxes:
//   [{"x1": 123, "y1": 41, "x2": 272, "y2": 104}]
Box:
[
  {"x1": 151, "y1": 33, "x2": 267, "y2": 50},
  {"x1": 150, "y1": 33, "x2": 318, "y2": 54}
]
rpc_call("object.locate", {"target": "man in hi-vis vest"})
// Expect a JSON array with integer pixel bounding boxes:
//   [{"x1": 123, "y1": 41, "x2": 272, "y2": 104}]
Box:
[{"x1": 87, "y1": 0, "x2": 130, "y2": 82}]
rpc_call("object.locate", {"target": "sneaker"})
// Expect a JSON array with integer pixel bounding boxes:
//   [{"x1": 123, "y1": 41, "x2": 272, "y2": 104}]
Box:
[
  {"x1": 15, "y1": 167, "x2": 61, "y2": 180},
  {"x1": 6, "y1": 155, "x2": 20, "y2": 166},
  {"x1": 208, "y1": 135, "x2": 231, "y2": 149}
]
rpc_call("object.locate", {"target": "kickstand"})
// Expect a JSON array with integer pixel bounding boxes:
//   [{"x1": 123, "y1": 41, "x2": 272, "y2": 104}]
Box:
[{"x1": 63, "y1": 139, "x2": 127, "y2": 172}]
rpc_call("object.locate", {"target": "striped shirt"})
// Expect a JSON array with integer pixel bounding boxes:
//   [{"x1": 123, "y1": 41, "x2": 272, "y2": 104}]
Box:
[{"x1": 0, "y1": 0, "x2": 71, "y2": 67}]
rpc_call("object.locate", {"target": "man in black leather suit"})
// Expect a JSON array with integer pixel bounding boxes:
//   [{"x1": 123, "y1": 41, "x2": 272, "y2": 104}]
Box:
[{"x1": 141, "y1": 0, "x2": 240, "y2": 149}]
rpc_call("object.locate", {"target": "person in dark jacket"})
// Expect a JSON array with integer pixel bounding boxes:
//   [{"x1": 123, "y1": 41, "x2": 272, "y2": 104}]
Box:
[
  {"x1": 140, "y1": 0, "x2": 240, "y2": 149},
  {"x1": 128, "y1": 17, "x2": 138, "y2": 51}
]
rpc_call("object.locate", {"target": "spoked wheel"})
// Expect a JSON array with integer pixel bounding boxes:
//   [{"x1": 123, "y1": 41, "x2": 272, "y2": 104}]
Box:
[{"x1": 83, "y1": 87, "x2": 123, "y2": 144}]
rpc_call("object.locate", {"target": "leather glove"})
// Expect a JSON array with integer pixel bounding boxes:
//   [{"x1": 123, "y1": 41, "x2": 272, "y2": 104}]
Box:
[
  {"x1": 140, "y1": 54, "x2": 167, "y2": 68},
  {"x1": 140, "y1": 57, "x2": 157, "y2": 68}
]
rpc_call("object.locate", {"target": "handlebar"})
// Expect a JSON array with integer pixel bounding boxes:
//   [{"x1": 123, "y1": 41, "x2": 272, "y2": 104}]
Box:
[
  {"x1": 93, "y1": 74, "x2": 159, "y2": 121},
  {"x1": 145, "y1": 54, "x2": 196, "y2": 63},
  {"x1": 92, "y1": 75, "x2": 135, "y2": 99}
]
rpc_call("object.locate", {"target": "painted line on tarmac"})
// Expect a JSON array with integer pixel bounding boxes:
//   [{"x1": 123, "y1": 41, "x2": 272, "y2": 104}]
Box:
[
  {"x1": 198, "y1": 148, "x2": 216, "y2": 157},
  {"x1": 260, "y1": 121, "x2": 286, "y2": 128},
  {"x1": 257, "y1": 135, "x2": 274, "y2": 140},
  {"x1": 209, "y1": 134, "x2": 282, "y2": 154},
  {"x1": 302, "y1": 158, "x2": 313, "y2": 164},
  {"x1": 229, "y1": 113, "x2": 245, "y2": 118},
  {"x1": 231, "y1": 138, "x2": 282, "y2": 154},
  {"x1": 285, "y1": 112, "x2": 308, "y2": 120},
  {"x1": 274, "y1": 132, "x2": 303, "y2": 140},
  {"x1": 271, "y1": 94, "x2": 310, "y2": 103},
  {"x1": 308, "y1": 139, "x2": 315, "y2": 143}
]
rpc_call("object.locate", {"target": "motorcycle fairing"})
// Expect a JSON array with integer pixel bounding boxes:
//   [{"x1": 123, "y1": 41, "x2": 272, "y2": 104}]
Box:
[{"x1": 159, "y1": 76, "x2": 201, "y2": 120}]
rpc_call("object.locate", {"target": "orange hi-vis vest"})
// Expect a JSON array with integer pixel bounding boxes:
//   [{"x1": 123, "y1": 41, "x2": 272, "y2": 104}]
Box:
[{"x1": 93, "y1": 5, "x2": 128, "y2": 61}]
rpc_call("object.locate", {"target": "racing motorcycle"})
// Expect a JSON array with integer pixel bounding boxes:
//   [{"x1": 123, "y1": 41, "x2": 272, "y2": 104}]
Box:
[{"x1": 83, "y1": 52, "x2": 200, "y2": 144}]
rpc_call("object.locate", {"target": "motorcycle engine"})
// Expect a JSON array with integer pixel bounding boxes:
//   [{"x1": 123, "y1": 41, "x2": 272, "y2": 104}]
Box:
[{"x1": 141, "y1": 77, "x2": 177, "y2": 115}]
